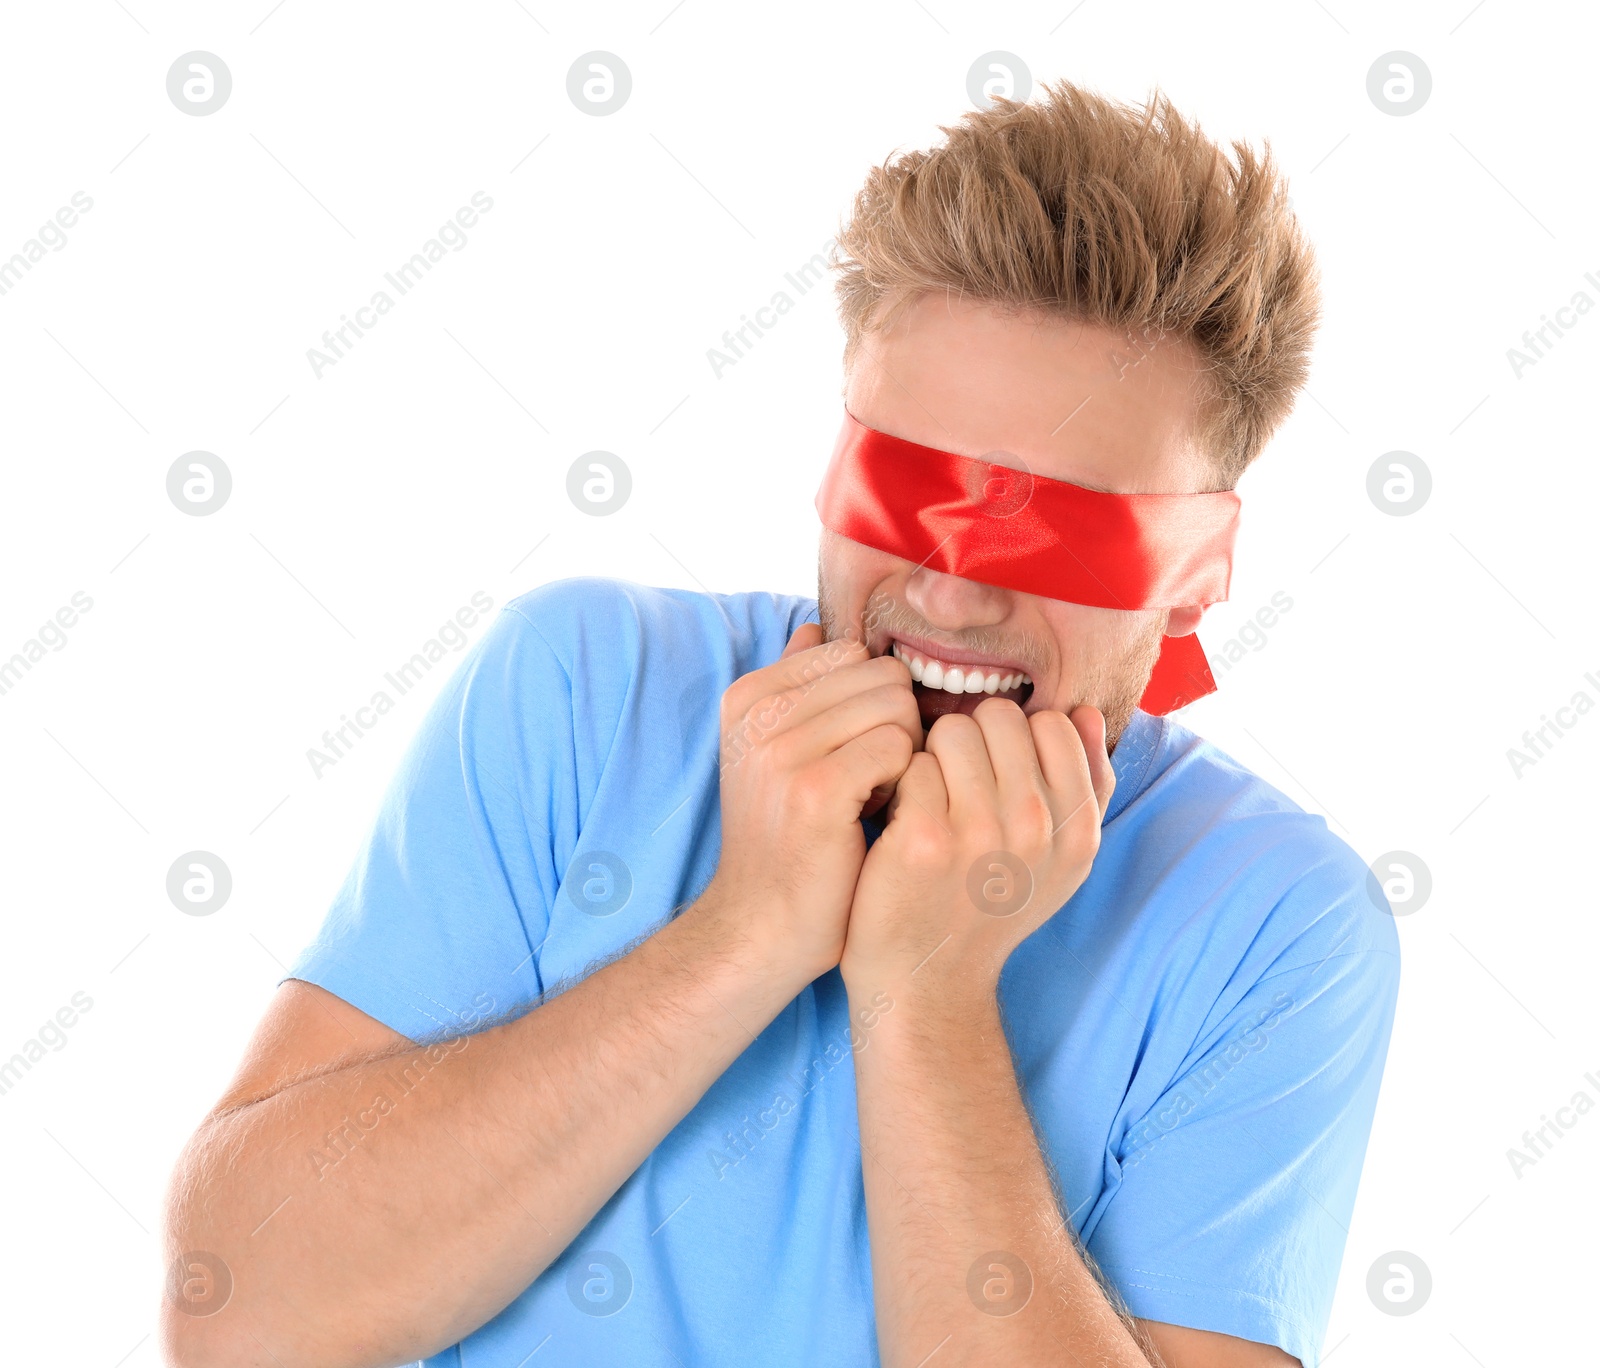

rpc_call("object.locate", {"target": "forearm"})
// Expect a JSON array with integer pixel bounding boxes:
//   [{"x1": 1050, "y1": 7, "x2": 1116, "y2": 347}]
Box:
[
  {"x1": 164, "y1": 890, "x2": 812, "y2": 1368},
  {"x1": 848, "y1": 979, "x2": 1155, "y2": 1368}
]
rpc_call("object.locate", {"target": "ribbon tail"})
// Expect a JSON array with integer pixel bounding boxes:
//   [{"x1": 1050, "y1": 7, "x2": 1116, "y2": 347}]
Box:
[{"x1": 1138, "y1": 632, "x2": 1217, "y2": 716}]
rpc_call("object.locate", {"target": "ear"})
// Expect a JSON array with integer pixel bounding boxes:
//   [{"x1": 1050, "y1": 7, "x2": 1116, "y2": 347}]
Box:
[{"x1": 1163, "y1": 604, "x2": 1206, "y2": 637}]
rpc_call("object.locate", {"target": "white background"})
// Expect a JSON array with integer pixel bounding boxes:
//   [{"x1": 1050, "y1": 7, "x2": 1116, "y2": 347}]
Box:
[{"x1": 1, "y1": 1, "x2": 1595, "y2": 1364}]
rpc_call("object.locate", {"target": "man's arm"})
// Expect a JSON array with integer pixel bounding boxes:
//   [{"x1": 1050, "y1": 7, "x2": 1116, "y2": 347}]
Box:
[
  {"x1": 849, "y1": 971, "x2": 1158, "y2": 1364},
  {"x1": 841, "y1": 698, "x2": 1298, "y2": 1367},
  {"x1": 1140, "y1": 1321, "x2": 1301, "y2": 1367},
  {"x1": 160, "y1": 624, "x2": 921, "y2": 1368},
  {"x1": 848, "y1": 984, "x2": 1297, "y2": 1367},
  {"x1": 164, "y1": 901, "x2": 817, "y2": 1368}
]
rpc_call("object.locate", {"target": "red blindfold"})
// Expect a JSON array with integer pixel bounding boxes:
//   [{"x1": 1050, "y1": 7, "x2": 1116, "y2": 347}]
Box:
[{"x1": 814, "y1": 409, "x2": 1241, "y2": 715}]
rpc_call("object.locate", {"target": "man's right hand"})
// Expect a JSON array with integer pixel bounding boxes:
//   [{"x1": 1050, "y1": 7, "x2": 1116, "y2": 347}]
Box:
[
  {"x1": 161, "y1": 622, "x2": 921, "y2": 1368},
  {"x1": 703, "y1": 622, "x2": 922, "y2": 982}
]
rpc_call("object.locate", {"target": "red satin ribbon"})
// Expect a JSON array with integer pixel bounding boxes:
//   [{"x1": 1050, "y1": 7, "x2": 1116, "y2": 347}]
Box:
[{"x1": 814, "y1": 409, "x2": 1241, "y2": 714}]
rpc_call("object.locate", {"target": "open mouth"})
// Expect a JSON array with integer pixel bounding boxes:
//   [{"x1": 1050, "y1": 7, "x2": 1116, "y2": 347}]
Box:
[{"x1": 888, "y1": 639, "x2": 1035, "y2": 728}]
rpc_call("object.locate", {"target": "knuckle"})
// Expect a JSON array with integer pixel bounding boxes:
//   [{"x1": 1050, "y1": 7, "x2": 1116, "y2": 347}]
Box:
[
  {"x1": 787, "y1": 656, "x2": 831, "y2": 691},
  {"x1": 927, "y1": 712, "x2": 977, "y2": 747},
  {"x1": 749, "y1": 690, "x2": 792, "y2": 731},
  {"x1": 719, "y1": 714, "x2": 755, "y2": 765},
  {"x1": 1055, "y1": 801, "x2": 1100, "y2": 859},
  {"x1": 974, "y1": 694, "x2": 1023, "y2": 719},
  {"x1": 902, "y1": 824, "x2": 947, "y2": 869},
  {"x1": 1030, "y1": 707, "x2": 1069, "y2": 737},
  {"x1": 823, "y1": 638, "x2": 869, "y2": 670},
  {"x1": 787, "y1": 765, "x2": 834, "y2": 819},
  {"x1": 1014, "y1": 796, "x2": 1055, "y2": 850},
  {"x1": 764, "y1": 728, "x2": 803, "y2": 773},
  {"x1": 885, "y1": 726, "x2": 915, "y2": 769},
  {"x1": 873, "y1": 652, "x2": 912, "y2": 682},
  {"x1": 871, "y1": 681, "x2": 921, "y2": 729}
]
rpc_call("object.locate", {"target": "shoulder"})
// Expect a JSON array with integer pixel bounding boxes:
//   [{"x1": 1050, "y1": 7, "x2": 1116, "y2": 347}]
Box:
[
  {"x1": 1123, "y1": 714, "x2": 1401, "y2": 987},
  {"x1": 484, "y1": 577, "x2": 820, "y2": 776},
  {"x1": 501, "y1": 576, "x2": 818, "y2": 673}
]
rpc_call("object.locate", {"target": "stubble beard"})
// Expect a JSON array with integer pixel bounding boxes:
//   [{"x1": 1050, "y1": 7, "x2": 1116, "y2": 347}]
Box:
[{"x1": 816, "y1": 571, "x2": 1165, "y2": 753}]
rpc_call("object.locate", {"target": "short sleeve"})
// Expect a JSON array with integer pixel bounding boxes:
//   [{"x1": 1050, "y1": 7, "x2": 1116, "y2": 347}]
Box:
[
  {"x1": 1086, "y1": 885, "x2": 1401, "y2": 1367},
  {"x1": 283, "y1": 603, "x2": 576, "y2": 1041}
]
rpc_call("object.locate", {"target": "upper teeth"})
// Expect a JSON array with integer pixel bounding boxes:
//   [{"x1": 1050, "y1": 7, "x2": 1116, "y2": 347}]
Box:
[{"x1": 889, "y1": 641, "x2": 1032, "y2": 696}]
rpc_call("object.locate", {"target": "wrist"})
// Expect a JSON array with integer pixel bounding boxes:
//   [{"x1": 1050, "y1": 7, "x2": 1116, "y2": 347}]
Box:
[
  {"x1": 844, "y1": 961, "x2": 1000, "y2": 1039},
  {"x1": 679, "y1": 880, "x2": 831, "y2": 999}
]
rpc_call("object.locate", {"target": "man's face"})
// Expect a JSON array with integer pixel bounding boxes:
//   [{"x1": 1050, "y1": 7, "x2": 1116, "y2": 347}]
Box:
[{"x1": 817, "y1": 293, "x2": 1216, "y2": 750}]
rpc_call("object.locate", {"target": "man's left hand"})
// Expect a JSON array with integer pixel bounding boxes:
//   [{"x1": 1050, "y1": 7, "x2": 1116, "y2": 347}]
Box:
[{"x1": 839, "y1": 698, "x2": 1116, "y2": 1006}]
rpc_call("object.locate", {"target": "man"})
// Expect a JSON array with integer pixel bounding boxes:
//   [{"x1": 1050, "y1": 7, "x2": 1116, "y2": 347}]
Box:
[{"x1": 162, "y1": 81, "x2": 1398, "y2": 1368}]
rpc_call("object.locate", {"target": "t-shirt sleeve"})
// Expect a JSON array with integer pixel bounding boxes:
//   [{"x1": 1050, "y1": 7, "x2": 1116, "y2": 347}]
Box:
[
  {"x1": 283, "y1": 602, "x2": 577, "y2": 1042},
  {"x1": 1085, "y1": 873, "x2": 1401, "y2": 1367}
]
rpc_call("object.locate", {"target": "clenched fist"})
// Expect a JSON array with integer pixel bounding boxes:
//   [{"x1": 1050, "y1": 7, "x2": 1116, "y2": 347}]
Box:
[
  {"x1": 838, "y1": 697, "x2": 1116, "y2": 1006},
  {"x1": 701, "y1": 623, "x2": 923, "y2": 983}
]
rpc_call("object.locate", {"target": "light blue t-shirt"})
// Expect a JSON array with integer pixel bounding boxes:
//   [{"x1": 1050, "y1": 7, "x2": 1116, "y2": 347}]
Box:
[{"x1": 285, "y1": 577, "x2": 1400, "y2": 1368}]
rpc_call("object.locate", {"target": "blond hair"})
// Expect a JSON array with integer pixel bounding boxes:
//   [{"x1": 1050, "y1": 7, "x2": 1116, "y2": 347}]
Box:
[{"x1": 830, "y1": 79, "x2": 1322, "y2": 489}]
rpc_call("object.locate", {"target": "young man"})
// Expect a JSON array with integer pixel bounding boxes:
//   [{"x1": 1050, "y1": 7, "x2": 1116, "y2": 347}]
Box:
[{"x1": 162, "y1": 82, "x2": 1398, "y2": 1368}]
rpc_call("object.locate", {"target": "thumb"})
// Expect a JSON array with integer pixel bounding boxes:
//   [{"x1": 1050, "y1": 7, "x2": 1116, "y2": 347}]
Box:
[{"x1": 781, "y1": 621, "x2": 824, "y2": 660}]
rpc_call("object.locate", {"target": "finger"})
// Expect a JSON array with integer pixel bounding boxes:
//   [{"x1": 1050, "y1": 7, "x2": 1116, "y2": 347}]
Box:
[
  {"x1": 816, "y1": 721, "x2": 916, "y2": 810},
  {"x1": 780, "y1": 622, "x2": 823, "y2": 660},
  {"x1": 1067, "y1": 705, "x2": 1116, "y2": 818},
  {"x1": 724, "y1": 642, "x2": 906, "y2": 736},
  {"x1": 923, "y1": 711, "x2": 999, "y2": 825},
  {"x1": 1028, "y1": 708, "x2": 1096, "y2": 832},
  {"x1": 969, "y1": 696, "x2": 1048, "y2": 813},
  {"x1": 726, "y1": 634, "x2": 867, "y2": 721},
  {"x1": 754, "y1": 656, "x2": 919, "y2": 748},
  {"x1": 884, "y1": 750, "x2": 950, "y2": 830},
  {"x1": 771, "y1": 681, "x2": 923, "y2": 768}
]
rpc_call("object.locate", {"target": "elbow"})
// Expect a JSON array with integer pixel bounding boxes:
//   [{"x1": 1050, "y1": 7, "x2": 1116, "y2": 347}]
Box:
[
  {"x1": 160, "y1": 1144, "x2": 257, "y2": 1366},
  {"x1": 158, "y1": 1254, "x2": 252, "y2": 1368},
  {"x1": 159, "y1": 1284, "x2": 251, "y2": 1368}
]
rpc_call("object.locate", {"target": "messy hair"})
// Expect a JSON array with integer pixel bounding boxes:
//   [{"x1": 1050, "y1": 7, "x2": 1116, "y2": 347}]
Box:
[{"x1": 830, "y1": 79, "x2": 1322, "y2": 489}]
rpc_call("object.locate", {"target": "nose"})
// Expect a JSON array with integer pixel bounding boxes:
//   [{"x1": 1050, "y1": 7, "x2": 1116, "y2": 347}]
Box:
[{"x1": 903, "y1": 564, "x2": 1011, "y2": 634}]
